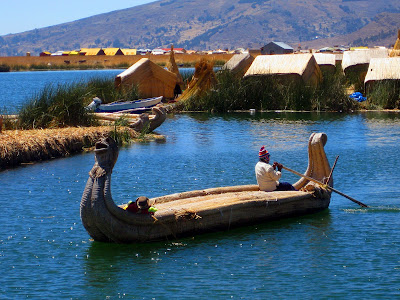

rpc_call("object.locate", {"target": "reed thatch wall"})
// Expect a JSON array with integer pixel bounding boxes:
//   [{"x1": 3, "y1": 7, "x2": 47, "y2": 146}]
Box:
[
  {"x1": 115, "y1": 58, "x2": 178, "y2": 99},
  {"x1": 244, "y1": 53, "x2": 322, "y2": 86},
  {"x1": 313, "y1": 53, "x2": 336, "y2": 73},
  {"x1": 341, "y1": 49, "x2": 389, "y2": 73},
  {"x1": 222, "y1": 53, "x2": 254, "y2": 76},
  {"x1": 364, "y1": 57, "x2": 400, "y2": 87}
]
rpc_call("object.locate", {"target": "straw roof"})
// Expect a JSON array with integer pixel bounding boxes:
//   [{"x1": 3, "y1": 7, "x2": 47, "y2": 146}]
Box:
[
  {"x1": 313, "y1": 53, "x2": 335, "y2": 66},
  {"x1": 115, "y1": 58, "x2": 178, "y2": 99},
  {"x1": 81, "y1": 48, "x2": 105, "y2": 56},
  {"x1": 121, "y1": 49, "x2": 137, "y2": 55},
  {"x1": 313, "y1": 53, "x2": 336, "y2": 73},
  {"x1": 341, "y1": 48, "x2": 389, "y2": 72},
  {"x1": 104, "y1": 48, "x2": 124, "y2": 55},
  {"x1": 222, "y1": 53, "x2": 254, "y2": 76},
  {"x1": 244, "y1": 53, "x2": 322, "y2": 86},
  {"x1": 364, "y1": 57, "x2": 400, "y2": 86}
]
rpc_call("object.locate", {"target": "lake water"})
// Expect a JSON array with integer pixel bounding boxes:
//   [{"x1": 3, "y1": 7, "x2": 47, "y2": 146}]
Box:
[{"x1": 1, "y1": 70, "x2": 400, "y2": 298}]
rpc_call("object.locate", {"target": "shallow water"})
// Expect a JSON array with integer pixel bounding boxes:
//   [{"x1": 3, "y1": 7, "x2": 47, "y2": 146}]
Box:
[{"x1": 1, "y1": 71, "x2": 400, "y2": 298}]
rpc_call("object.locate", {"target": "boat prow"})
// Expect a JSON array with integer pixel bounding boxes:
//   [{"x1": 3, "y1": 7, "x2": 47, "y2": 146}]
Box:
[{"x1": 80, "y1": 133, "x2": 332, "y2": 243}]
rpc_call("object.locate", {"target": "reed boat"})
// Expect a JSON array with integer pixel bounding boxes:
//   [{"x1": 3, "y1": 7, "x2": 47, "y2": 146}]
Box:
[{"x1": 80, "y1": 132, "x2": 332, "y2": 243}]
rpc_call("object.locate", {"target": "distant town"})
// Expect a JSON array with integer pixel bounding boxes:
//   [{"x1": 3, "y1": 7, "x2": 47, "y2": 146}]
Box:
[{"x1": 33, "y1": 41, "x2": 394, "y2": 59}]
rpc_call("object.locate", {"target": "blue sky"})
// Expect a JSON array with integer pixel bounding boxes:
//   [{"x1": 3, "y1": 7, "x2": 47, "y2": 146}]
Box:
[{"x1": 0, "y1": 0, "x2": 157, "y2": 36}]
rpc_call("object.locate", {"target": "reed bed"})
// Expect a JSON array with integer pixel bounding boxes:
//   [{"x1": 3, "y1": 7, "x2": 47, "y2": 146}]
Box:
[
  {"x1": 17, "y1": 77, "x2": 139, "y2": 129},
  {"x1": 182, "y1": 65, "x2": 357, "y2": 112},
  {"x1": 365, "y1": 80, "x2": 400, "y2": 109},
  {"x1": 0, "y1": 126, "x2": 109, "y2": 169}
]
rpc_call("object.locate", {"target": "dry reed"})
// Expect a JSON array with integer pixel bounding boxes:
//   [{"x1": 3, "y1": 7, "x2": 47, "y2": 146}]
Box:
[
  {"x1": 177, "y1": 58, "x2": 217, "y2": 102},
  {"x1": 0, "y1": 54, "x2": 233, "y2": 71},
  {"x1": 0, "y1": 126, "x2": 144, "y2": 169}
]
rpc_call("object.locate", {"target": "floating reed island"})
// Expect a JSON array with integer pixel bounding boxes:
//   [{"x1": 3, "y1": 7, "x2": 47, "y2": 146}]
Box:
[
  {"x1": 0, "y1": 126, "x2": 165, "y2": 170},
  {"x1": 0, "y1": 74, "x2": 168, "y2": 170}
]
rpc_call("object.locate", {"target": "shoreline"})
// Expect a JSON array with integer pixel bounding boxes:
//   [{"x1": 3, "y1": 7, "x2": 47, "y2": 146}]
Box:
[{"x1": 0, "y1": 53, "x2": 233, "y2": 71}]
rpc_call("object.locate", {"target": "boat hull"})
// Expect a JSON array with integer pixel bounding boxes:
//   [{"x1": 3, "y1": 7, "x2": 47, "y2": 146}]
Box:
[
  {"x1": 117, "y1": 186, "x2": 330, "y2": 243},
  {"x1": 96, "y1": 96, "x2": 163, "y2": 113}
]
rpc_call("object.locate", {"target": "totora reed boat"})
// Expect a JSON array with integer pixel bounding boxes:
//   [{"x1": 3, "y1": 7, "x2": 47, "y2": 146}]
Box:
[{"x1": 80, "y1": 132, "x2": 332, "y2": 243}]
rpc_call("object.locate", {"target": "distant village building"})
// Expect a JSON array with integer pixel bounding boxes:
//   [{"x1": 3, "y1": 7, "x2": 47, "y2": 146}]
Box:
[
  {"x1": 211, "y1": 49, "x2": 228, "y2": 54},
  {"x1": 40, "y1": 51, "x2": 51, "y2": 56},
  {"x1": 137, "y1": 49, "x2": 151, "y2": 55},
  {"x1": 121, "y1": 49, "x2": 137, "y2": 55},
  {"x1": 104, "y1": 48, "x2": 124, "y2": 55},
  {"x1": 162, "y1": 47, "x2": 186, "y2": 54},
  {"x1": 51, "y1": 50, "x2": 66, "y2": 56},
  {"x1": 151, "y1": 48, "x2": 167, "y2": 55},
  {"x1": 80, "y1": 48, "x2": 106, "y2": 56},
  {"x1": 261, "y1": 42, "x2": 294, "y2": 55},
  {"x1": 67, "y1": 50, "x2": 80, "y2": 55}
]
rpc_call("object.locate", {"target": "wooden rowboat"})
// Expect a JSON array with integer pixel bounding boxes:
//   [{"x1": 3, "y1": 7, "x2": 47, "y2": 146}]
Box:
[
  {"x1": 87, "y1": 96, "x2": 163, "y2": 113},
  {"x1": 80, "y1": 132, "x2": 332, "y2": 243}
]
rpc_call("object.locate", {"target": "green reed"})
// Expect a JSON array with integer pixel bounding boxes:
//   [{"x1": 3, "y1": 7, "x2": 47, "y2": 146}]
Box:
[
  {"x1": 365, "y1": 80, "x2": 400, "y2": 109},
  {"x1": 183, "y1": 69, "x2": 358, "y2": 112},
  {"x1": 18, "y1": 77, "x2": 139, "y2": 129}
]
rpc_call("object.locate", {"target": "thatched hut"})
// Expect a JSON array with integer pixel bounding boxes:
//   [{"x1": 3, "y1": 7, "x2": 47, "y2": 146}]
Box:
[
  {"x1": 313, "y1": 53, "x2": 336, "y2": 74},
  {"x1": 80, "y1": 48, "x2": 106, "y2": 56},
  {"x1": 115, "y1": 58, "x2": 179, "y2": 99},
  {"x1": 222, "y1": 53, "x2": 254, "y2": 76},
  {"x1": 341, "y1": 48, "x2": 388, "y2": 75},
  {"x1": 104, "y1": 48, "x2": 124, "y2": 56},
  {"x1": 244, "y1": 54, "x2": 322, "y2": 87},
  {"x1": 364, "y1": 57, "x2": 400, "y2": 89}
]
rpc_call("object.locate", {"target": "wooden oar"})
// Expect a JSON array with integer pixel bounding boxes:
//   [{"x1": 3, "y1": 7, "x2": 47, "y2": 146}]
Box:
[
  {"x1": 325, "y1": 155, "x2": 339, "y2": 184},
  {"x1": 281, "y1": 165, "x2": 368, "y2": 208}
]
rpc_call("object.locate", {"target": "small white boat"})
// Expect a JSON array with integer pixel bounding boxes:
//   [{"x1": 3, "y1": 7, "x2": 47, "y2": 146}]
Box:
[{"x1": 87, "y1": 96, "x2": 163, "y2": 113}]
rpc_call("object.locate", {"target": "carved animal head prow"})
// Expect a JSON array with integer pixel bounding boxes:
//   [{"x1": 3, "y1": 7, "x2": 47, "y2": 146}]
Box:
[{"x1": 89, "y1": 136, "x2": 119, "y2": 178}]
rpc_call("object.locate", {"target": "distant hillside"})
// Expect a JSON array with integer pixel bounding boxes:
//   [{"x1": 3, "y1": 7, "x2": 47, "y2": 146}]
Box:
[{"x1": 1, "y1": 0, "x2": 400, "y2": 56}]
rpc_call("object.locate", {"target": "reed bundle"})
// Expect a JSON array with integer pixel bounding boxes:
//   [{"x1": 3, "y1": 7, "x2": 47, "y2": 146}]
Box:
[
  {"x1": 390, "y1": 30, "x2": 400, "y2": 57},
  {"x1": 93, "y1": 112, "x2": 143, "y2": 123},
  {"x1": 177, "y1": 58, "x2": 217, "y2": 102},
  {"x1": 166, "y1": 45, "x2": 183, "y2": 86}
]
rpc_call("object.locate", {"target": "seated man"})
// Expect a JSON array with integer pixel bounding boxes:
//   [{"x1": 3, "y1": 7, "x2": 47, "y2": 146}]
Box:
[
  {"x1": 255, "y1": 146, "x2": 296, "y2": 192},
  {"x1": 125, "y1": 196, "x2": 155, "y2": 214}
]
